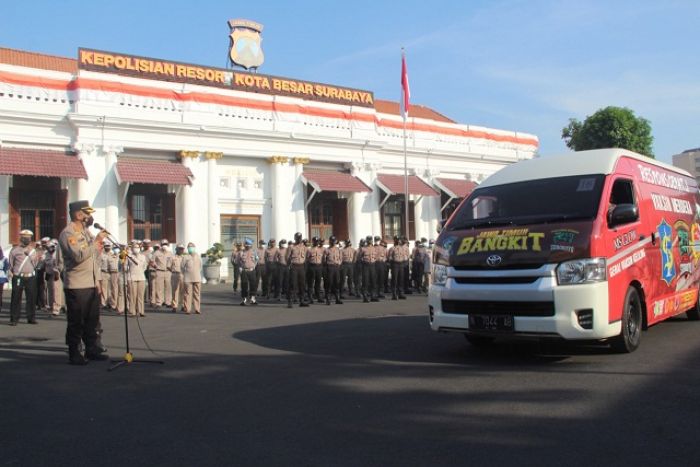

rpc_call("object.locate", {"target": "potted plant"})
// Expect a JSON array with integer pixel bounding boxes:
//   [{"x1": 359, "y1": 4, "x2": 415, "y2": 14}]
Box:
[{"x1": 203, "y1": 242, "x2": 224, "y2": 284}]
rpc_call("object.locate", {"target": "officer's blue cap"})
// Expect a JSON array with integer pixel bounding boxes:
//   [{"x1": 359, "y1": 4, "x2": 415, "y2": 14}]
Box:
[{"x1": 244, "y1": 238, "x2": 253, "y2": 246}]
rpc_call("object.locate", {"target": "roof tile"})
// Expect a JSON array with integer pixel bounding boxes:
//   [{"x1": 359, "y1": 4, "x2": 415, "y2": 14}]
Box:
[
  {"x1": 115, "y1": 159, "x2": 193, "y2": 185},
  {"x1": 303, "y1": 170, "x2": 371, "y2": 193},
  {"x1": 0, "y1": 47, "x2": 77, "y2": 73},
  {"x1": 374, "y1": 99, "x2": 455, "y2": 123},
  {"x1": 0, "y1": 147, "x2": 87, "y2": 179},
  {"x1": 435, "y1": 178, "x2": 478, "y2": 198},
  {"x1": 377, "y1": 174, "x2": 439, "y2": 196}
]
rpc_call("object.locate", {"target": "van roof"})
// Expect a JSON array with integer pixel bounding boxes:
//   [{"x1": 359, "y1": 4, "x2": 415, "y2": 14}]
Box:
[{"x1": 480, "y1": 148, "x2": 692, "y2": 188}]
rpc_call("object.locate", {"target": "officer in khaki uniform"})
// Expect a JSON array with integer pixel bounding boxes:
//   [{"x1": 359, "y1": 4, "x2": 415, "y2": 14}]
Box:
[
  {"x1": 126, "y1": 240, "x2": 148, "y2": 317},
  {"x1": 58, "y1": 201, "x2": 109, "y2": 365},
  {"x1": 374, "y1": 236, "x2": 388, "y2": 299},
  {"x1": 358, "y1": 235, "x2": 378, "y2": 303},
  {"x1": 170, "y1": 244, "x2": 185, "y2": 312},
  {"x1": 275, "y1": 239, "x2": 288, "y2": 300},
  {"x1": 231, "y1": 242, "x2": 242, "y2": 294},
  {"x1": 238, "y1": 238, "x2": 259, "y2": 306},
  {"x1": 106, "y1": 245, "x2": 120, "y2": 310},
  {"x1": 44, "y1": 239, "x2": 64, "y2": 315},
  {"x1": 153, "y1": 239, "x2": 173, "y2": 307},
  {"x1": 323, "y1": 236, "x2": 343, "y2": 305},
  {"x1": 8, "y1": 229, "x2": 40, "y2": 325},
  {"x1": 388, "y1": 236, "x2": 408, "y2": 300},
  {"x1": 286, "y1": 232, "x2": 308, "y2": 308},
  {"x1": 306, "y1": 237, "x2": 324, "y2": 303},
  {"x1": 182, "y1": 242, "x2": 202, "y2": 314},
  {"x1": 340, "y1": 239, "x2": 355, "y2": 299},
  {"x1": 99, "y1": 241, "x2": 113, "y2": 308},
  {"x1": 264, "y1": 239, "x2": 278, "y2": 299},
  {"x1": 255, "y1": 239, "x2": 267, "y2": 297}
]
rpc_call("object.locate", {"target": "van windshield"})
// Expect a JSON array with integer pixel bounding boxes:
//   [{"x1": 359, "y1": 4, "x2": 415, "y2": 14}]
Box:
[{"x1": 447, "y1": 174, "x2": 606, "y2": 231}]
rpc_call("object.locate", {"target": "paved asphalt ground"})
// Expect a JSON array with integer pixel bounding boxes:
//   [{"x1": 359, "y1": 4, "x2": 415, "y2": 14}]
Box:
[{"x1": 2, "y1": 284, "x2": 700, "y2": 467}]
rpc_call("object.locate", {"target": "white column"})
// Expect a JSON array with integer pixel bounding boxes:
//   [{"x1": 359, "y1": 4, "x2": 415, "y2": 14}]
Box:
[
  {"x1": 0, "y1": 175, "x2": 9, "y2": 249},
  {"x1": 268, "y1": 156, "x2": 293, "y2": 240},
  {"x1": 346, "y1": 162, "x2": 367, "y2": 244},
  {"x1": 368, "y1": 163, "x2": 382, "y2": 236},
  {"x1": 72, "y1": 143, "x2": 96, "y2": 203},
  {"x1": 103, "y1": 145, "x2": 123, "y2": 234},
  {"x1": 292, "y1": 157, "x2": 309, "y2": 235},
  {"x1": 179, "y1": 151, "x2": 199, "y2": 246},
  {"x1": 205, "y1": 152, "x2": 222, "y2": 248}
]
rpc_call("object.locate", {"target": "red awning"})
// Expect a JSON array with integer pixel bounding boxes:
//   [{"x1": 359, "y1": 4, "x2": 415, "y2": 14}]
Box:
[
  {"x1": 302, "y1": 170, "x2": 371, "y2": 192},
  {"x1": 115, "y1": 159, "x2": 193, "y2": 185},
  {"x1": 434, "y1": 178, "x2": 478, "y2": 198},
  {"x1": 376, "y1": 174, "x2": 438, "y2": 196},
  {"x1": 0, "y1": 147, "x2": 87, "y2": 179}
]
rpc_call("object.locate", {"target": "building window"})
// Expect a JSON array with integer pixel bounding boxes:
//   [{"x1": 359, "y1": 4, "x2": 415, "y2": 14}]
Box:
[
  {"x1": 381, "y1": 196, "x2": 415, "y2": 240},
  {"x1": 306, "y1": 191, "x2": 349, "y2": 241},
  {"x1": 127, "y1": 184, "x2": 175, "y2": 242},
  {"x1": 309, "y1": 202, "x2": 334, "y2": 240},
  {"x1": 9, "y1": 176, "x2": 67, "y2": 242},
  {"x1": 220, "y1": 215, "x2": 260, "y2": 257}
]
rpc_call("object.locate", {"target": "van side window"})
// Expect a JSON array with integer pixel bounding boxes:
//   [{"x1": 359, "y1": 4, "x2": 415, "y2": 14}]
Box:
[{"x1": 608, "y1": 179, "x2": 637, "y2": 227}]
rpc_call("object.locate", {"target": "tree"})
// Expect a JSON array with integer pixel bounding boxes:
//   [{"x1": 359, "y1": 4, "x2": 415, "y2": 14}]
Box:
[{"x1": 561, "y1": 106, "x2": 654, "y2": 158}]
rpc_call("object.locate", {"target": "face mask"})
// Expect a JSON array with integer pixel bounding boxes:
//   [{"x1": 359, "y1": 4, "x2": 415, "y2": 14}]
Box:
[
  {"x1": 132, "y1": 247, "x2": 140, "y2": 254},
  {"x1": 20, "y1": 238, "x2": 30, "y2": 246},
  {"x1": 83, "y1": 215, "x2": 94, "y2": 227},
  {"x1": 48, "y1": 247, "x2": 55, "y2": 253},
  {"x1": 188, "y1": 247, "x2": 195, "y2": 254}
]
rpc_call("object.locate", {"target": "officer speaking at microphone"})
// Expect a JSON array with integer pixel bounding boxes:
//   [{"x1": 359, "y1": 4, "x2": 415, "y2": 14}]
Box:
[{"x1": 58, "y1": 200, "x2": 109, "y2": 365}]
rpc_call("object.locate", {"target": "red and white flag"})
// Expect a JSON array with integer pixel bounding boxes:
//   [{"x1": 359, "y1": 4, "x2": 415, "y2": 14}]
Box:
[{"x1": 400, "y1": 51, "x2": 410, "y2": 120}]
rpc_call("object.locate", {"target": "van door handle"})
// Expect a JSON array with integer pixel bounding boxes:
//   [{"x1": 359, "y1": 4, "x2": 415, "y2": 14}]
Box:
[{"x1": 650, "y1": 233, "x2": 656, "y2": 245}]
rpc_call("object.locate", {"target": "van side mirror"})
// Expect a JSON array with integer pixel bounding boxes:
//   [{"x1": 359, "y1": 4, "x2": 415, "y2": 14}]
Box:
[
  {"x1": 608, "y1": 204, "x2": 638, "y2": 227},
  {"x1": 437, "y1": 219, "x2": 446, "y2": 234}
]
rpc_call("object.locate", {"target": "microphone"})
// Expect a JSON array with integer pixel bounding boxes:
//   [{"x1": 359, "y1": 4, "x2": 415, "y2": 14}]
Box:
[{"x1": 93, "y1": 223, "x2": 110, "y2": 234}]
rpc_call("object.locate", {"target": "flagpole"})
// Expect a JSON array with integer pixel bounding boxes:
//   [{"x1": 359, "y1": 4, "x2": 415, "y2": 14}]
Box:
[{"x1": 402, "y1": 48, "x2": 409, "y2": 242}]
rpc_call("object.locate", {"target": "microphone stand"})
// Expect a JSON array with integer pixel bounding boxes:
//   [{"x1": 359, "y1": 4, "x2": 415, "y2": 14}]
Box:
[{"x1": 98, "y1": 228, "x2": 164, "y2": 372}]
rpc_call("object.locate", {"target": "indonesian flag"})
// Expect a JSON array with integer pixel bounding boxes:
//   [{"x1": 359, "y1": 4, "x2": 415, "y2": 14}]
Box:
[{"x1": 401, "y1": 52, "x2": 410, "y2": 120}]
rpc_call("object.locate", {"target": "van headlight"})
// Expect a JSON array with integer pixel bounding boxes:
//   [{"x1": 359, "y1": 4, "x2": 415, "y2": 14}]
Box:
[
  {"x1": 433, "y1": 264, "x2": 448, "y2": 285},
  {"x1": 432, "y1": 244, "x2": 450, "y2": 286},
  {"x1": 556, "y1": 258, "x2": 607, "y2": 285}
]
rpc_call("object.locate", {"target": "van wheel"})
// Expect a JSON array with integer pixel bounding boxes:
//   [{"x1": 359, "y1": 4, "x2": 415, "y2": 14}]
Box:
[
  {"x1": 464, "y1": 334, "x2": 496, "y2": 347},
  {"x1": 611, "y1": 287, "x2": 642, "y2": 353},
  {"x1": 686, "y1": 290, "x2": 700, "y2": 321}
]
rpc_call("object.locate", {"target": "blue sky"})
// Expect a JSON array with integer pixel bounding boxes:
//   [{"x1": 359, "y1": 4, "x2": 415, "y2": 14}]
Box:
[{"x1": 2, "y1": 0, "x2": 699, "y2": 162}]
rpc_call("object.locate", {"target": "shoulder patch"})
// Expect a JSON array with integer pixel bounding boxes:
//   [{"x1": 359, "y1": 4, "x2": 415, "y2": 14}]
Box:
[{"x1": 69, "y1": 237, "x2": 78, "y2": 245}]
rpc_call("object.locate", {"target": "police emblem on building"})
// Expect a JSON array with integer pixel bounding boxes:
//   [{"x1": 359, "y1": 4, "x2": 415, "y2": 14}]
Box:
[{"x1": 228, "y1": 19, "x2": 264, "y2": 70}]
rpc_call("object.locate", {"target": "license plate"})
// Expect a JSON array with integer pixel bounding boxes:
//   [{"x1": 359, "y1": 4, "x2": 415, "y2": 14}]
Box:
[{"x1": 468, "y1": 314, "x2": 514, "y2": 332}]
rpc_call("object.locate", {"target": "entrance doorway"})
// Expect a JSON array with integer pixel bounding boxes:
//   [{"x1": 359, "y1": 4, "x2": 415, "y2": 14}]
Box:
[{"x1": 307, "y1": 191, "x2": 348, "y2": 241}]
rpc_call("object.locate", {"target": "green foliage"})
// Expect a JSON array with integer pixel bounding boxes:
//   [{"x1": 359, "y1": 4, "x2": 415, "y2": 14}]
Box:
[
  {"x1": 561, "y1": 106, "x2": 654, "y2": 158},
  {"x1": 205, "y1": 242, "x2": 224, "y2": 265}
]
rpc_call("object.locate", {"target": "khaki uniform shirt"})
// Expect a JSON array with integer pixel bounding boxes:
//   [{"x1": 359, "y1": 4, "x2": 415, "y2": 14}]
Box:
[
  {"x1": 341, "y1": 247, "x2": 355, "y2": 263},
  {"x1": 265, "y1": 247, "x2": 278, "y2": 264},
  {"x1": 153, "y1": 249, "x2": 172, "y2": 271},
  {"x1": 182, "y1": 253, "x2": 202, "y2": 283},
  {"x1": 375, "y1": 244, "x2": 387, "y2": 262},
  {"x1": 127, "y1": 253, "x2": 148, "y2": 281},
  {"x1": 275, "y1": 248, "x2": 288, "y2": 266},
  {"x1": 324, "y1": 247, "x2": 342, "y2": 266},
  {"x1": 99, "y1": 252, "x2": 112, "y2": 272},
  {"x1": 256, "y1": 247, "x2": 266, "y2": 265},
  {"x1": 286, "y1": 244, "x2": 307, "y2": 265},
  {"x1": 358, "y1": 245, "x2": 376, "y2": 264},
  {"x1": 44, "y1": 250, "x2": 62, "y2": 276},
  {"x1": 307, "y1": 247, "x2": 324, "y2": 265},
  {"x1": 58, "y1": 223, "x2": 100, "y2": 289},
  {"x1": 107, "y1": 253, "x2": 120, "y2": 273},
  {"x1": 9, "y1": 245, "x2": 40, "y2": 276},
  {"x1": 170, "y1": 254, "x2": 184, "y2": 274},
  {"x1": 238, "y1": 249, "x2": 258, "y2": 270}
]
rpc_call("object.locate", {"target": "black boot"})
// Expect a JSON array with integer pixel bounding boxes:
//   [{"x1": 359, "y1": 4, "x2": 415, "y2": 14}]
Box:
[
  {"x1": 287, "y1": 300, "x2": 293, "y2": 309},
  {"x1": 68, "y1": 346, "x2": 88, "y2": 366},
  {"x1": 363, "y1": 295, "x2": 369, "y2": 303},
  {"x1": 336, "y1": 295, "x2": 343, "y2": 305},
  {"x1": 326, "y1": 297, "x2": 331, "y2": 305},
  {"x1": 392, "y1": 293, "x2": 398, "y2": 300}
]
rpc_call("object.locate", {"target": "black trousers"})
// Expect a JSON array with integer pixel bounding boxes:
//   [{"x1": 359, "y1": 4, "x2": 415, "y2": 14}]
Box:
[
  {"x1": 412, "y1": 261, "x2": 425, "y2": 290},
  {"x1": 361, "y1": 263, "x2": 376, "y2": 299},
  {"x1": 277, "y1": 264, "x2": 289, "y2": 298},
  {"x1": 354, "y1": 263, "x2": 363, "y2": 295},
  {"x1": 266, "y1": 263, "x2": 278, "y2": 297},
  {"x1": 241, "y1": 269, "x2": 257, "y2": 298},
  {"x1": 10, "y1": 276, "x2": 37, "y2": 323},
  {"x1": 326, "y1": 265, "x2": 341, "y2": 300},
  {"x1": 289, "y1": 264, "x2": 306, "y2": 303},
  {"x1": 340, "y1": 263, "x2": 354, "y2": 295},
  {"x1": 403, "y1": 263, "x2": 411, "y2": 292},
  {"x1": 375, "y1": 262, "x2": 387, "y2": 296},
  {"x1": 233, "y1": 265, "x2": 240, "y2": 292},
  {"x1": 255, "y1": 264, "x2": 266, "y2": 295},
  {"x1": 392, "y1": 261, "x2": 407, "y2": 297},
  {"x1": 64, "y1": 287, "x2": 100, "y2": 351},
  {"x1": 37, "y1": 268, "x2": 46, "y2": 309},
  {"x1": 307, "y1": 264, "x2": 323, "y2": 299}
]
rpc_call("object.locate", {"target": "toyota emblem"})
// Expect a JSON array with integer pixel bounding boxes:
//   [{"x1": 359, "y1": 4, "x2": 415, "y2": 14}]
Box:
[{"x1": 486, "y1": 255, "x2": 502, "y2": 267}]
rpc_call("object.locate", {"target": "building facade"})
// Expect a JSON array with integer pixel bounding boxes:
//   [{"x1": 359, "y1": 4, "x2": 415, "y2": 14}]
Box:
[
  {"x1": 0, "y1": 46, "x2": 538, "y2": 276},
  {"x1": 672, "y1": 148, "x2": 700, "y2": 183}
]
